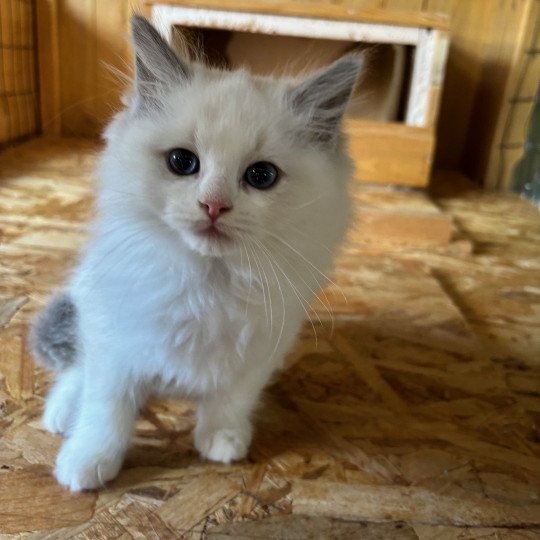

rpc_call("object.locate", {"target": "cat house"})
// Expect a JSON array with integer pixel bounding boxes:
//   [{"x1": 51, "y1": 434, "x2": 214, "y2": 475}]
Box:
[{"x1": 149, "y1": 2, "x2": 450, "y2": 187}]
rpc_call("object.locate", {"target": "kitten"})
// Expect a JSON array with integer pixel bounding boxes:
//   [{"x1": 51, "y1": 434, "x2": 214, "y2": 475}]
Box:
[{"x1": 29, "y1": 16, "x2": 362, "y2": 491}]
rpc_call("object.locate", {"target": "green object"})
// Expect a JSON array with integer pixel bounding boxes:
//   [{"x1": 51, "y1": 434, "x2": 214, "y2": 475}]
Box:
[{"x1": 512, "y1": 91, "x2": 540, "y2": 205}]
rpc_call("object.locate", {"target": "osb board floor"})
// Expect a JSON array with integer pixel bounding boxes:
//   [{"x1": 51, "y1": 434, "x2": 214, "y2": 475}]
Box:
[{"x1": 0, "y1": 138, "x2": 539, "y2": 539}]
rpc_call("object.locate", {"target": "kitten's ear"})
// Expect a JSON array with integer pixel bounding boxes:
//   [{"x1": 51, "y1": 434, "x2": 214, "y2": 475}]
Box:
[
  {"x1": 291, "y1": 54, "x2": 364, "y2": 146},
  {"x1": 131, "y1": 15, "x2": 190, "y2": 110}
]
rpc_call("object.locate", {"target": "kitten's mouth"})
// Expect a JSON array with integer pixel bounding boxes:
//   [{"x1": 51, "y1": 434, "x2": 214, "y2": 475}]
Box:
[
  {"x1": 183, "y1": 221, "x2": 237, "y2": 256},
  {"x1": 195, "y1": 224, "x2": 231, "y2": 242}
]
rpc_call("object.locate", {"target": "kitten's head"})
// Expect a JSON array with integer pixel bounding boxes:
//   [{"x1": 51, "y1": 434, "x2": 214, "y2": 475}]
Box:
[{"x1": 100, "y1": 16, "x2": 362, "y2": 260}]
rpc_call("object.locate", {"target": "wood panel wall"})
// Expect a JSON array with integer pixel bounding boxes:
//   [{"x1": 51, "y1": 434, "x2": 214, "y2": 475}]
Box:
[
  {"x1": 483, "y1": 0, "x2": 539, "y2": 190},
  {"x1": 35, "y1": 0, "x2": 536, "y2": 187},
  {"x1": 37, "y1": 0, "x2": 144, "y2": 137},
  {"x1": 430, "y1": 0, "x2": 528, "y2": 173},
  {"x1": 0, "y1": 0, "x2": 38, "y2": 146}
]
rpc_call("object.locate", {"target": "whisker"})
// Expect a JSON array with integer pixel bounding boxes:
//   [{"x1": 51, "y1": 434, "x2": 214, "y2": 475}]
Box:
[
  {"x1": 269, "y1": 215, "x2": 335, "y2": 255},
  {"x1": 253, "y1": 245, "x2": 274, "y2": 334},
  {"x1": 274, "y1": 246, "x2": 335, "y2": 334},
  {"x1": 286, "y1": 194, "x2": 325, "y2": 211},
  {"x1": 246, "y1": 240, "x2": 269, "y2": 328},
  {"x1": 251, "y1": 237, "x2": 318, "y2": 348},
  {"x1": 268, "y1": 232, "x2": 347, "y2": 303},
  {"x1": 239, "y1": 235, "x2": 254, "y2": 317},
  {"x1": 249, "y1": 237, "x2": 286, "y2": 361}
]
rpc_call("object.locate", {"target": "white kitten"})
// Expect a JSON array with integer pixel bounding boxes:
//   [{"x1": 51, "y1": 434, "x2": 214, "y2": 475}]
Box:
[{"x1": 29, "y1": 16, "x2": 362, "y2": 491}]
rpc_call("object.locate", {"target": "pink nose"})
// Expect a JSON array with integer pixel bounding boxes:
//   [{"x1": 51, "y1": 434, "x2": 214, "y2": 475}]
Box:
[{"x1": 198, "y1": 199, "x2": 232, "y2": 222}]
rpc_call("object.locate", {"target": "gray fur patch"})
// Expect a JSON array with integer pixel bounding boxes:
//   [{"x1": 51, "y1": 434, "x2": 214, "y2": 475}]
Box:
[
  {"x1": 28, "y1": 293, "x2": 79, "y2": 371},
  {"x1": 131, "y1": 15, "x2": 191, "y2": 112},
  {"x1": 291, "y1": 54, "x2": 364, "y2": 146}
]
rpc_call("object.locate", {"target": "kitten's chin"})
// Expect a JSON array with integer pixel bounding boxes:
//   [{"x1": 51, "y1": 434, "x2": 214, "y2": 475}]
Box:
[{"x1": 182, "y1": 228, "x2": 237, "y2": 258}]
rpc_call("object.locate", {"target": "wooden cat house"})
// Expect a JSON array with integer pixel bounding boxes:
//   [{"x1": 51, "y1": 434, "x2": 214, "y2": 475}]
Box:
[{"x1": 147, "y1": 1, "x2": 450, "y2": 188}]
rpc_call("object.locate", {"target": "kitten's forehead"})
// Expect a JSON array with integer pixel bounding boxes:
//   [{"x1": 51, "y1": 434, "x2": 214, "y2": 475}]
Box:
[{"x1": 166, "y1": 68, "x2": 289, "y2": 157}]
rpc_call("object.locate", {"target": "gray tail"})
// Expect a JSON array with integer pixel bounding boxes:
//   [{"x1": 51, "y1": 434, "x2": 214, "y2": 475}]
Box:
[{"x1": 28, "y1": 292, "x2": 79, "y2": 371}]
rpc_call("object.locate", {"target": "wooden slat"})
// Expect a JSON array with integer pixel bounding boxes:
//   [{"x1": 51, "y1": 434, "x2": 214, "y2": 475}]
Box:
[
  {"x1": 36, "y1": 0, "x2": 61, "y2": 136},
  {"x1": 10, "y1": 0, "x2": 22, "y2": 47},
  {"x1": 345, "y1": 119, "x2": 434, "y2": 186},
  {"x1": 504, "y1": 100, "x2": 535, "y2": 145},
  {"x1": 383, "y1": 0, "x2": 424, "y2": 11},
  {"x1": 94, "y1": 1, "x2": 131, "y2": 131},
  {"x1": 518, "y1": 51, "x2": 540, "y2": 99},
  {"x1": 21, "y1": 0, "x2": 33, "y2": 47},
  {"x1": 424, "y1": 0, "x2": 457, "y2": 18},
  {"x1": 1, "y1": 0, "x2": 15, "y2": 143},
  {"x1": 424, "y1": 29, "x2": 449, "y2": 128},
  {"x1": 0, "y1": 0, "x2": 39, "y2": 145},
  {"x1": 493, "y1": 146, "x2": 524, "y2": 192},
  {"x1": 431, "y1": 0, "x2": 493, "y2": 170},
  {"x1": 153, "y1": 5, "x2": 422, "y2": 46},
  {"x1": 482, "y1": 0, "x2": 537, "y2": 189},
  {"x1": 58, "y1": 0, "x2": 99, "y2": 137},
  {"x1": 144, "y1": 0, "x2": 450, "y2": 29}
]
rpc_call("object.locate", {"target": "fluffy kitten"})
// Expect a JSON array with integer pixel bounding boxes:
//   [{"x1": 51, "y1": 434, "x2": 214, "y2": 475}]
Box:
[{"x1": 29, "y1": 16, "x2": 362, "y2": 491}]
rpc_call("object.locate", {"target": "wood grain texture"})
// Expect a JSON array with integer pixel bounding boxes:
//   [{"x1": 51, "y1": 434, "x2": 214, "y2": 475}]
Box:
[
  {"x1": 146, "y1": 0, "x2": 449, "y2": 28},
  {"x1": 36, "y1": 0, "x2": 61, "y2": 136},
  {"x1": 346, "y1": 120, "x2": 434, "y2": 186},
  {"x1": 0, "y1": 465, "x2": 97, "y2": 534},
  {"x1": 519, "y1": 49, "x2": 540, "y2": 99},
  {"x1": 483, "y1": 0, "x2": 539, "y2": 190},
  {"x1": 430, "y1": 0, "x2": 535, "y2": 190},
  {"x1": 1, "y1": 140, "x2": 539, "y2": 538},
  {"x1": 49, "y1": 0, "x2": 143, "y2": 138},
  {"x1": 0, "y1": 0, "x2": 38, "y2": 145}
]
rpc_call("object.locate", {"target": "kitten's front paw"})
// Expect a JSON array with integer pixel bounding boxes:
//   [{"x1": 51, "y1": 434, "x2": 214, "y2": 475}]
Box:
[
  {"x1": 55, "y1": 440, "x2": 124, "y2": 491},
  {"x1": 42, "y1": 398, "x2": 74, "y2": 435},
  {"x1": 195, "y1": 427, "x2": 251, "y2": 464}
]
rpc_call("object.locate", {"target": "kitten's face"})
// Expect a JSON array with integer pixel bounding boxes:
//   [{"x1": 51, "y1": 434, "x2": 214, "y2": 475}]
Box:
[
  {"x1": 100, "y1": 17, "x2": 361, "y2": 259},
  {"x1": 105, "y1": 70, "x2": 347, "y2": 257}
]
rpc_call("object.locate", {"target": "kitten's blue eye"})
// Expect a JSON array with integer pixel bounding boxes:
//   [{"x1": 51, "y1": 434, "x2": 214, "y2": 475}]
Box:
[
  {"x1": 244, "y1": 162, "x2": 279, "y2": 190},
  {"x1": 168, "y1": 148, "x2": 199, "y2": 175}
]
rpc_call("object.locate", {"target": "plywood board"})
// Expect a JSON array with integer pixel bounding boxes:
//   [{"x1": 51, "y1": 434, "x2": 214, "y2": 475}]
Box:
[{"x1": 1, "y1": 139, "x2": 539, "y2": 537}]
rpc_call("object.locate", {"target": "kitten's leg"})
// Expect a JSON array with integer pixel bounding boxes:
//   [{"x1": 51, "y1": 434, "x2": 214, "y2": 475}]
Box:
[
  {"x1": 42, "y1": 365, "x2": 83, "y2": 435},
  {"x1": 194, "y1": 367, "x2": 272, "y2": 464},
  {"x1": 54, "y1": 368, "x2": 143, "y2": 491}
]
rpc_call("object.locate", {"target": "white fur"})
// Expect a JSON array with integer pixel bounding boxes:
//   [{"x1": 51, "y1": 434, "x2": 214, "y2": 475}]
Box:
[{"x1": 45, "y1": 58, "x2": 355, "y2": 491}]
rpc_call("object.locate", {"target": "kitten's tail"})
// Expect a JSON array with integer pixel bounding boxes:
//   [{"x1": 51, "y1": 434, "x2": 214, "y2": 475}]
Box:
[{"x1": 28, "y1": 292, "x2": 79, "y2": 371}]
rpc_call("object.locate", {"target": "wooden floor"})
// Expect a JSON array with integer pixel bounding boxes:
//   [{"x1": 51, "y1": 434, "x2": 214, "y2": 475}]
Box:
[{"x1": 1, "y1": 139, "x2": 540, "y2": 538}]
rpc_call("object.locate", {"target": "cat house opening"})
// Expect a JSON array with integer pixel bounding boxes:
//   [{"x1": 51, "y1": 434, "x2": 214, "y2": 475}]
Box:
[
  {"x1": 153, "y1": 5, "x2": 445, "y2": 128},
  {"x1": 170, "y1": 27, "x2": 413, "y2": 124}
]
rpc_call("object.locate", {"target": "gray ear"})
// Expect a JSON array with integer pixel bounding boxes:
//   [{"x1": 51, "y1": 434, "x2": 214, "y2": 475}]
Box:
[
  {"x1": 131, "y1": 15, "x2": 190, "y2": 110},
  {"x1": 291, "y1": 55, "x2": 364, "y2": 146}
]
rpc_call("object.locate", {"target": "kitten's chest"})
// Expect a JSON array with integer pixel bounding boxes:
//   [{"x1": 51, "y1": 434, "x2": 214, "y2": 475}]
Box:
[{"x1": 160, "y1": 278, "x2": 257, "y2": 362}]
